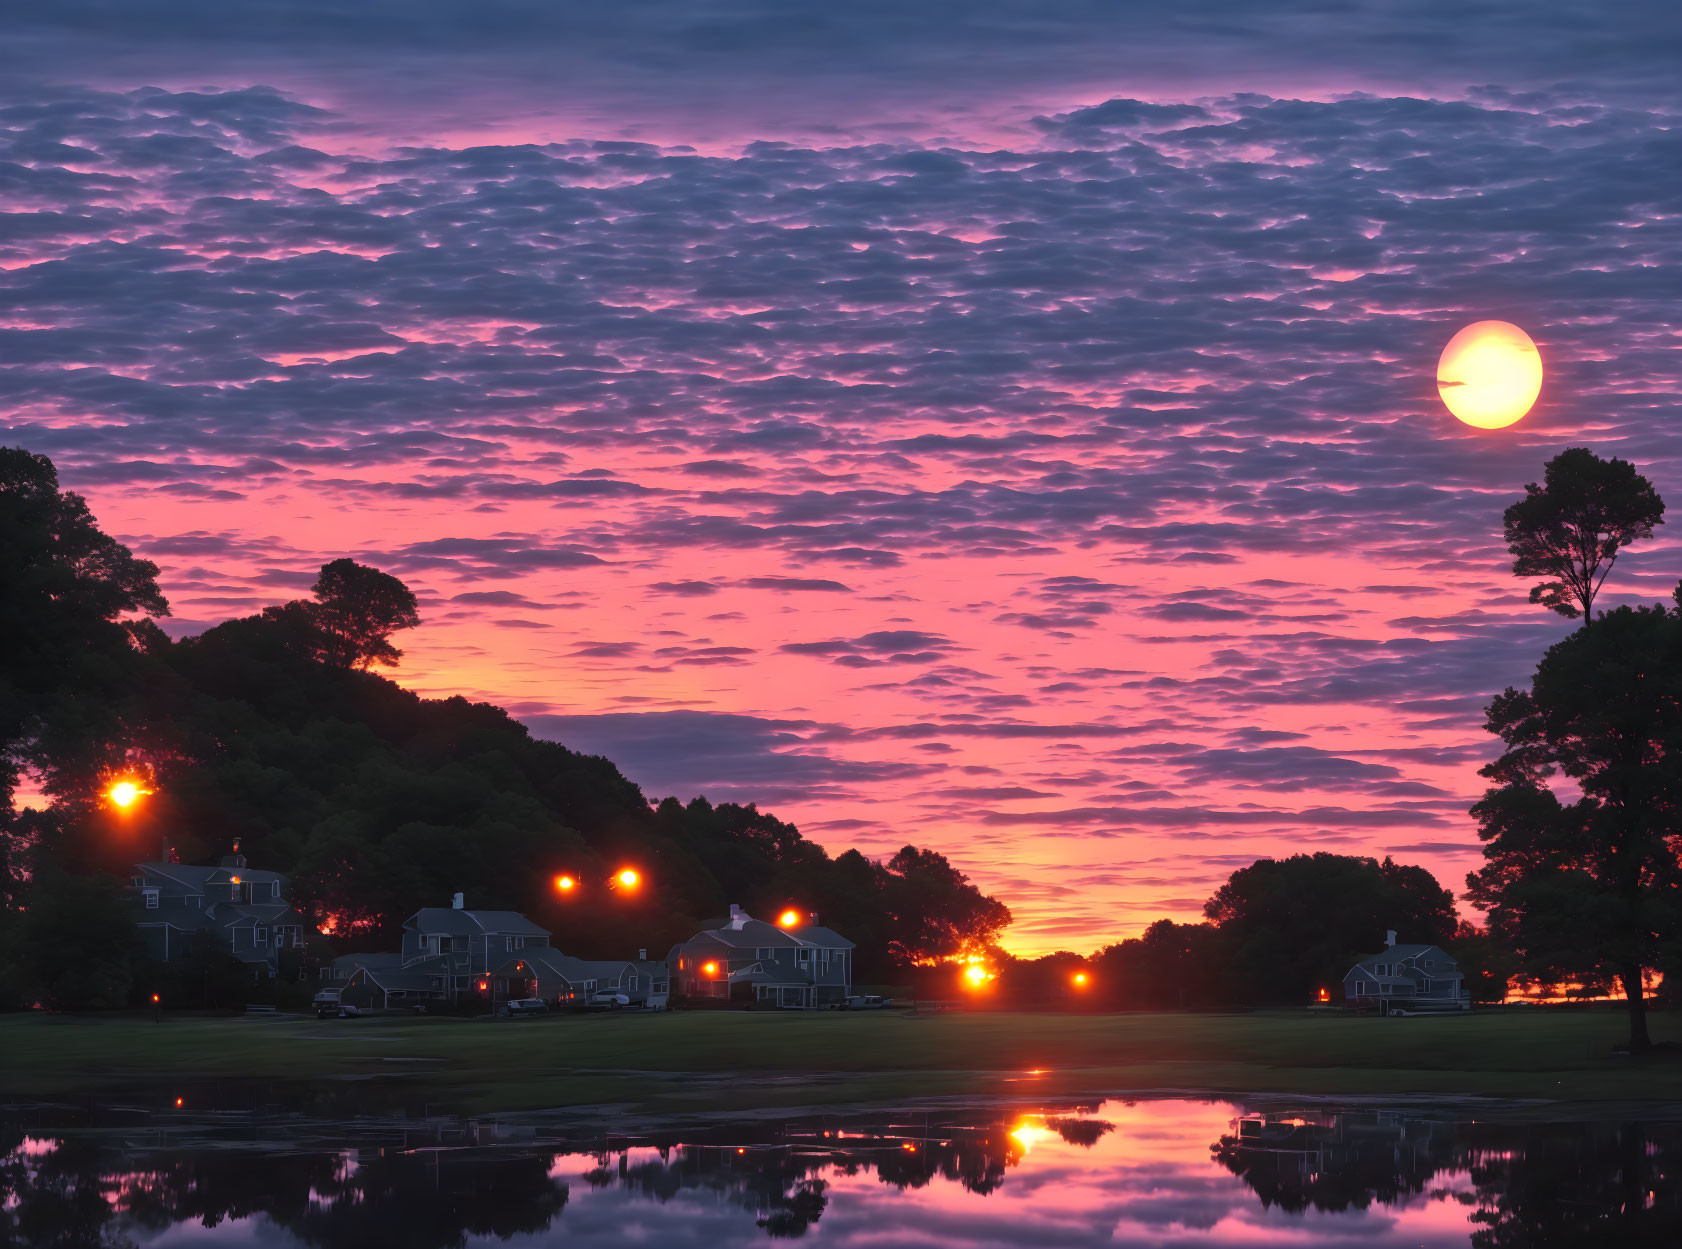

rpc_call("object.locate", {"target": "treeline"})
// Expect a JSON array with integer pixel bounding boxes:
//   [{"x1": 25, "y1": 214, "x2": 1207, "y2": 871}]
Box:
[
  {"x1": 911, "y1": 850, "x2": 1518, "y2": 1009},
  {"x1": 0, "y1": 447, "x2": 1008, "y2": 1008}
]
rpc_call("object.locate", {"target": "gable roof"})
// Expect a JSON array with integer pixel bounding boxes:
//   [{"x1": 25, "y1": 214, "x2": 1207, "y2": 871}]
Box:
[
  {"x1": 790, "y1": 924, "x2": 854, "y2": 949},
  {"x1": 405, "y1": 907, "x2": 550, "y2": 938},
  {"x1": 1350, "y1": 944, "x2": 1451, "y2": 971}
]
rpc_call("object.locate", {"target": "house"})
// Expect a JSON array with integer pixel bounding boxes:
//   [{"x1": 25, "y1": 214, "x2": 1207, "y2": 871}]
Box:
[
  {"x1": 1342, "y1": 930, "x2": 1469, "y2": 1011},
  {"x1": 129, "y1": 849, "x2": 308, "y2": 977},
  {"x1": 339, "y1": 954, "x2": 452, "y2": 1012},
  {"x1": 667, "y1": 904, "x2": 854, "y2": 1009},
  {"x1": 491, "y1": 948, "x2": 640, "y2": 1005},
  {"x1": 397, "y1": 894, "x2": 551, "y2": 1003}
]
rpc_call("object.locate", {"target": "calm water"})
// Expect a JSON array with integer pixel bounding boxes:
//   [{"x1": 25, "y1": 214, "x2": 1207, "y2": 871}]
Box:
[{"x1": 3, "y1": 1094, "x2": 1679, "y2": 1247}]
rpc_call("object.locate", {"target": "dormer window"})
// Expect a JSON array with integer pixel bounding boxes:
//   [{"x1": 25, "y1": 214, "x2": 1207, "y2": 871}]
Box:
[{"x1": 143, "y1": 889, "x2": 159, "y2": 909}]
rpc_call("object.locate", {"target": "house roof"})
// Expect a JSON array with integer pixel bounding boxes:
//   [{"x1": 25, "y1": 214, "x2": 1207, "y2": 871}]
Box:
[
  {"x1": 405, "y1": 907, "x2": 550, "y2": 938},
  {"x1": 356, "y1": 966, "x2": 445, "y2": 992},
  {"x1": 499, "y1": 948, "x2": 633, "y2": 984},
  {"x1": 135, "y1": 861, "x2": 289, "y2": 889},
  {"x1": 332, "y1": 951, "x2": 405, "y2": 974},
  {"x1": 1349, "y1": 944, "x2": 1452, "y2": 972},
  {"x1": 790, "y1": 924, "x2": 854, "y2": 949},
  {"x1": 689, "y1": 914, "x2": 807, "y2": 954}
]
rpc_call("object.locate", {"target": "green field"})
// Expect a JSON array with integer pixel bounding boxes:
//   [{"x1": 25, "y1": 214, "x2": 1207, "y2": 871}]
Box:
[{"x1": 4, "y1": 1008, "x2": 1677, "y2": 1115}]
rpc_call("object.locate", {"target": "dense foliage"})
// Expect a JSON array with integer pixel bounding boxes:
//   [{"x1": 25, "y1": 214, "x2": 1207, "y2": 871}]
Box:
[
  {"x1": 1466, "y1": 603, "x2": 1682, "y2": 1051},
  {"x1": 0, "y1": 447, "x2": 1011, "y2": 1002},
  {"x1": 1468, "y1": 449, "x2": 1682, "y2": 1053}
]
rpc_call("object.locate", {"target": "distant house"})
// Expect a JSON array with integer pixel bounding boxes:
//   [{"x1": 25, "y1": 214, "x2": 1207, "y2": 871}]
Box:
[
  {"x1": 667, "y1": 904, "x2": 854, "y2": 1008},
  {"x1": 394, "y1": 895, "x2": 552, "y2": 1004},
  {"x1": 1342, "y1": 930, "x2": 1469, "y2": 1011},
  {"x1": 339, "y1": 953, "x2": 452, "y2": 1012},
  {"x1": 129, "y1": 850, "x2": 307, "y2": 977},
  {"x1": 492, "y1": 948, "x2": 638, "y2": 1005}
]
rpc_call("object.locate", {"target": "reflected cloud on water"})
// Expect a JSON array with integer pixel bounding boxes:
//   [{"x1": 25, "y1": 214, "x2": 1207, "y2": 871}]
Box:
[{"x1": 1, "y1": 1097, "x2": 1678, "y2": 1247}]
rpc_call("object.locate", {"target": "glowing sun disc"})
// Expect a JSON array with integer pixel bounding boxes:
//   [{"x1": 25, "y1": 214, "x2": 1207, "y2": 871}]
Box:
[{"x1": 1436, "y1": 320, "x2": 1542, "y2": 429}]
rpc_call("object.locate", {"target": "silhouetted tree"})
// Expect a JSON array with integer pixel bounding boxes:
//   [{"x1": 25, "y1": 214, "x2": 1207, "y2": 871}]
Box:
[
  {"x1": 0, "y1": 446, "x2": 168, "y2": 808},
  {"x1": 1504, "y1": 447, "x2": 1663, "y2": 624},
  {"x1": 1091, "y1": 919, "x2": 1227, "y2": 1009},
  {"x1": 1465, "y1": 602, "x2": 1682, "y2": 1053},
  {"x1": 309, "y1": 558, "x2": 421, "y2": 669},
  {"x1": 883, "y1": 845, "x2": 1012, "y2": 966},
  {"x1": 1204, "y1": 852, "x2": 1457, "y2": 1005},
  {"x1": 10, "y1": 865, "x2": 140, "y2": 1008}
]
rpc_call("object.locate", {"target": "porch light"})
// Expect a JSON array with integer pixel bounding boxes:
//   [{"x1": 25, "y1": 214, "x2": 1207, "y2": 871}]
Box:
[
  {"x1": 1318, "y1": 987, "x2": 1330, "y2": 1003},
  {"x1": 702, "y1": 961, "x2": 719, "y2": 977},
  {"x1": 478, "y1": 979, "x2": 488, "y2": 992}
]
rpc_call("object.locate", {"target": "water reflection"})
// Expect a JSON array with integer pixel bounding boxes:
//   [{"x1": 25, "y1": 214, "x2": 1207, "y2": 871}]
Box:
[{"x1": 1, "y1": 1098, "x2": 1677, "y2": 1246}]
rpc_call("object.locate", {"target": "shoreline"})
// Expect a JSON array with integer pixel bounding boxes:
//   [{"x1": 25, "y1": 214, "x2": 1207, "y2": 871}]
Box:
[{"x1": 5, "y1": 1008, "x2": 1679, "y2": 1114}]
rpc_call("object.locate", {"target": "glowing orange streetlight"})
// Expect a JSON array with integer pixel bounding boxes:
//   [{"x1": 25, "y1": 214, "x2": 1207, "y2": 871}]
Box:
[
  {"x1": 107, "y1": 779, "x2": 148, "y2": 809},
  {"x1": 616, "y1": 868, "x2": 640, "y2": 889},
  {"x1": 151, "y1": 993, "x2": 161, "y2": 1004},
  {"x1": 777, "y1": 908, "x2": 801, "y2": 928},
  {"x1": 554, "y1": 874, "x2": 576, "y2": 894}
]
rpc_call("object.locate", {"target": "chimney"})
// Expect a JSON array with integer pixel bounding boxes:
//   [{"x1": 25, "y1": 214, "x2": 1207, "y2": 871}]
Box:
[
  {"x1": 452, "y1": 892, "x2": 465, "y2": 910},
  {"x1": 810, "y1": 913, "x2": 819, "y2": 927},
  {"x1": 1385, "y1": 929, "x2": 1397, "y2": 948},
  {"x1": 638, "y1": 948, "x2": 648, "y2": 961},
  {"x1": 728, "y1": 903, "x2": 748, "y2": 930}
]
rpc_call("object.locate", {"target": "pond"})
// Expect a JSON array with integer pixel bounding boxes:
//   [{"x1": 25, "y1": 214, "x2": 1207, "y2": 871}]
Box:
[{"x1": 2, "y1": 1094, "x2": 1678, "y2": 1246}]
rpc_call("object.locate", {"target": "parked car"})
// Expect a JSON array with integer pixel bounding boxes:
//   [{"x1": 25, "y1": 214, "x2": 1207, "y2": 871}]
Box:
[
  {"x1": 586, "y1": 991, "x2": 630, "y2": 1010},
  {"x1": 314, "y1": 989, "x2": 344, "y2": 1019},
  {"x1": 844, "y1": 995, "x2": 893, "y2": 1010},
  {"x1": 504, "y1": 997, "x2": 550, "y2": 1017}
]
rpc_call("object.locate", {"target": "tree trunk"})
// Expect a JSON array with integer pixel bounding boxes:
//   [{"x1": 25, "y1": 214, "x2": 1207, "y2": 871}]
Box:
[{"x1": 1620, "y1": 963, "x2": 1651, "y2": 1053}]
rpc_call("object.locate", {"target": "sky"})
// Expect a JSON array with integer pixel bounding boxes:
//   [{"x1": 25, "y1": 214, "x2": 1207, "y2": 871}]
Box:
[{"x1": 2, "y1": 2, "x2": 1679, "y2": 954}]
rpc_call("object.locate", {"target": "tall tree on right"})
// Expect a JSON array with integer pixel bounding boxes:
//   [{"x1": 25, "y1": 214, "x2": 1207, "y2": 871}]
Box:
[
  {"x1": 1466, "y1": 600, "x2": 1682, "y2": 1053},
  {"x1": 1503, "y1": 447, "x2": 1663, "y2": 624},
  {"x1": 1469, "y1": 453, "x2": 1679, "y2": 1052}
]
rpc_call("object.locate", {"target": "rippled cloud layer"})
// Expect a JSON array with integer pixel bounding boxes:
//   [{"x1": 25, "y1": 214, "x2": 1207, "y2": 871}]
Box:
[{"x1": 4, "y1": 14, "x2": 1679, "y2": 950}]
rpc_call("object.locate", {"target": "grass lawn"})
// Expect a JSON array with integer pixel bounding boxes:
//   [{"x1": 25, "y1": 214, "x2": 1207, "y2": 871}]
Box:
[{"x1": 3, "y1": 1007, "x2": 1677, "y2": 1114}]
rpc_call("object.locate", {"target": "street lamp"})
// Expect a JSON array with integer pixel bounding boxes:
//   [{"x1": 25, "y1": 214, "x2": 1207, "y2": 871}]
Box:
[
  {"x1": 553, "y1": 874, "x2": 576, "y2": 894},
  {"x1": 107, "y1": 779, "x2": 149, "y2": 809},
  {"x1": 615, "y1": 868, "x2": 640, "y2": 889},
  {"x1": 777, "y1": 908, "x2": 802, "y2": 928}
]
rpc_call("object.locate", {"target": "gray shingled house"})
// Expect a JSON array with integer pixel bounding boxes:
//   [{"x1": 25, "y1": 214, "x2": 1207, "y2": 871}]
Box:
[
  {"x1": 130, "y1": 850, "x2": 308, "y2": 977},
  {"x1": 667, "y1": 904, "x2": 855, "y2": 1008},
  {"x1": 1342, "y1": 930, "x2": 1470, "y2": 1012}
]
